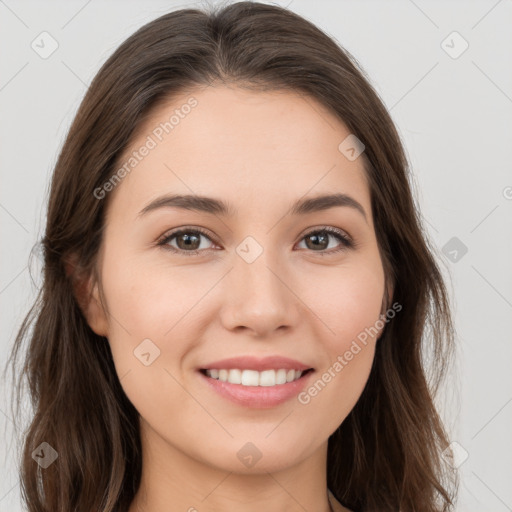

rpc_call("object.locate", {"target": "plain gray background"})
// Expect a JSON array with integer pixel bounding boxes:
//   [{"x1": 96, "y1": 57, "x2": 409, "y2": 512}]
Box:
[{"x1": 1, "y1": 0, "x2": 511, "y2": 510}]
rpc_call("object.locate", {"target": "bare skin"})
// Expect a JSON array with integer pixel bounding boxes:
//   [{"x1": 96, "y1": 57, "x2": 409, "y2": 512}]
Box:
[{"x1": 81, "y1": 84, "x2": 390, "y2": 512}]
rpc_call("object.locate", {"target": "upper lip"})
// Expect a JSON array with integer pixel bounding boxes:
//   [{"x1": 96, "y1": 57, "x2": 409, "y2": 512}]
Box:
[{"x1": 199, "y1": 356, "x2": 313, "y2": 372}]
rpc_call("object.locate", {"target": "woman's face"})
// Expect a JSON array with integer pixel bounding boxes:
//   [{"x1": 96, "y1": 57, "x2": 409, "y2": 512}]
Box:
[{"x1": 86, "y1": 85, "x2": 388, "y2": 475}]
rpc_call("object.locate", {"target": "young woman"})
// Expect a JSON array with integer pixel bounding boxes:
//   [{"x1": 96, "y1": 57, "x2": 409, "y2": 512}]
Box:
[{"x1": 8, "y1": 2, "x2": 458, "y2": 511}]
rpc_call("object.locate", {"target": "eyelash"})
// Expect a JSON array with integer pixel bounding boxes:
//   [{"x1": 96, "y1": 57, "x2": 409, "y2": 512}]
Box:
[{"x1": 156, "y1": 226, "x2": 354, "y2": 257}]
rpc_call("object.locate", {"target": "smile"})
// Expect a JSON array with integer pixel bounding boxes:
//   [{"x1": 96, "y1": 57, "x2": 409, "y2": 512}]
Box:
[{"x1": 198, "y1": 368, "x2": 315, "y2": 408}]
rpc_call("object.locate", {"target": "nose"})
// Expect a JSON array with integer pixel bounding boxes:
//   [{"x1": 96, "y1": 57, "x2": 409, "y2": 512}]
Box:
[{"x1": 218, "y1": 248, "x2": 301, "y2": 337}]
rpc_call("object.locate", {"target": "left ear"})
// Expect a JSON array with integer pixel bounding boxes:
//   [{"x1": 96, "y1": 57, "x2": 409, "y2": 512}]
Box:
[{"x1": 65, "y1": 254, "x2": 109, "y2": 337}]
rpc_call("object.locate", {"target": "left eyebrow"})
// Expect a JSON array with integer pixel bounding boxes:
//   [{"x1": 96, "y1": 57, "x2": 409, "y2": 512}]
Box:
[
  {"x1": 291, "y1": 193, "x2": 368, "y2": 223},
  {"x1": 138, "y1": 192, "x2": 368, "y2": 223}
]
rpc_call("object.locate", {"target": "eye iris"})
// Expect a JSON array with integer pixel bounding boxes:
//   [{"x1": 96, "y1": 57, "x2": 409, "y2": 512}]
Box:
[
  {"x1": 305, "y1": 231, "x2": 329, "y2": 250},
  {"x1": 177, "y1": 232, "x2": 200, "y2": 250}
]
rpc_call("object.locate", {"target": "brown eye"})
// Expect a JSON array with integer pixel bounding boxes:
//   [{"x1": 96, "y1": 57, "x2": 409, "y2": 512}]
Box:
[
  {"x1": 158, "y1": 228, "x2": 216, "y2": 256},
  {"x1": 298, "y1": 228, "x2": 353, "y2": 254},
  {"x1": 174, "y1": 232, "x2": 201, "y2": 250}
]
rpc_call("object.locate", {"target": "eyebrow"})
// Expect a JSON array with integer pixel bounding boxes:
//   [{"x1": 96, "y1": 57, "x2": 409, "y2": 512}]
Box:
[{"x1": 138, "y1": 192, "x2": 368, "y2": 223}]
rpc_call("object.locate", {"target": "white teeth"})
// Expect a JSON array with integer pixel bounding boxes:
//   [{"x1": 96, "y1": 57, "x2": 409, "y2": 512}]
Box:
[
  {"x1": 205, "y1": 368, "x2": 306, "y2": 386},
  {"x1": 228, "y1": 368, "x2": 242, "y2": 384},
  {"x1": 259, "y1": 370, "x2": 275, "y2": 386},
  {"x1": 241, "y1": 370, "x2": 259, "y2": 386},
  {"x1": 276, "y1": 369, "x2": 287, "y2": 384}
]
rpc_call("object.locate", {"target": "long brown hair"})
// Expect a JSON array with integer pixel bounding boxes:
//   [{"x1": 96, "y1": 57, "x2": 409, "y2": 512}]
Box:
[{"x1": 6, "y1": 2, "x2": 458, "y2": 510}]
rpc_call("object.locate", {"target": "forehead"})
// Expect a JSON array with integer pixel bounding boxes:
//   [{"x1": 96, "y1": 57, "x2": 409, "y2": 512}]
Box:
[{"x1": 109, "y1": 85, "x2": 371, "y2": 223}]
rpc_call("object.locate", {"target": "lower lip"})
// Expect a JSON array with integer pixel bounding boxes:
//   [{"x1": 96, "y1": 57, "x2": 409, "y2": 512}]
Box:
[{"x1": 198, "y1": 370, "x2": 315, "y2": 408}]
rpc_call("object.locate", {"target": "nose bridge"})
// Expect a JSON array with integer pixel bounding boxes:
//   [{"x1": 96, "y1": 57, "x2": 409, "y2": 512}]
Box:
[{"x1": 220, "y1": 235, "x2": 299, "y2": 333}]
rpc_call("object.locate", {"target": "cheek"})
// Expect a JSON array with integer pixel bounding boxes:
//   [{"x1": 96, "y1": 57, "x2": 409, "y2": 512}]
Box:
[
  {"x1": 98, "y1": 254, "x2": 201, "y2": 421},
  {"x1": 295, "y1": 259, "x2": 384, "y2": 414},
  {"x1": 302, "y1": 258, "x2": 386, "y2": 347},
  {"x1": 102, "y1": 251, "x2": 209, "y2": 341},
  {"x1": 299, "y1": 342, "x2": 375, "y2": 440}
]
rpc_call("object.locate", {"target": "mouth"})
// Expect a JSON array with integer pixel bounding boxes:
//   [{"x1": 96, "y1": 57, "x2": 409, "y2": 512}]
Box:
[{"x1": 197, "y1": 367, "x2": 315, "y2": 408}]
